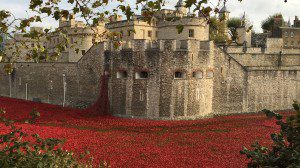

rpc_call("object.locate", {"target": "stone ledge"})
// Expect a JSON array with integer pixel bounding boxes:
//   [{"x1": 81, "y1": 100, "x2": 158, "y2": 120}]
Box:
[{"x1": 113, "y1": 113, "x2": 214, "y2": 121}]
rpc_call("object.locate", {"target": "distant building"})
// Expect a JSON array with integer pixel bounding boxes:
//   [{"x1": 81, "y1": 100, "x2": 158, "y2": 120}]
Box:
[
  {"x1": 5, "y1": 27, "x2": 46, "y2": 62},
  {"x1": 4, "y1": 15, "x2": 107, "y2": 62},
  {"x1": 47, "y1": 15, "x2": 106, "y2": 62},
  {"x1": 294, "y1": 16, "x2": 300, "y2": 27},
  {"x1": 281, "y1": 16, "x2": 300, "y2": 49},
  {"x1": 106, "y1": 2, "x2": 209, "y2": 45}
]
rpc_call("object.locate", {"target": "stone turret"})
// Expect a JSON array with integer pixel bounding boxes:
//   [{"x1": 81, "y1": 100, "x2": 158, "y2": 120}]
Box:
[
  {"x1": 219, "y1": 4, "x2": 230, "y2": 38},
  {"x1": 175, "y1": 0, "x2": 187, "y2": 16},
  {"x1": 59, "y1": 14, "x2": 76, "y2": 28},
  {"x1": 236, "y1": 12, "x2": 252, "y2": 47},
  {"x1": 287, "y1": 18, "x2": 291, "y2": 27},
  {"x1": 142, "y1": 4, "x2": 148, "y2": 12},
  {"x1": 219, "y1": 4, "x2": 230, "y2": 20}
]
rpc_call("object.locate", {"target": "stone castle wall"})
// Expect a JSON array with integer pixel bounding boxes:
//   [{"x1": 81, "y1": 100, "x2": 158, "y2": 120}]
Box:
[
  {"x1": 0, "y1": 39, "x2": 299, "y2": 120},
  {"x1": 213, "y1": 49, "x2": 300, "y2": 115},
  {"x1": 108, "y1": 40, "x2": 215, "y2": 119},
  {"x1": 0, "y1": 43, "x2": 105, "y2": 107},
  {"x1": 220, "y1": 43, "x2": 300, "y2": 114},
  {"x1": 211, "y1": 46, "x2": 248, "y2": 115},
  {"x1": 245, "y1": 67, "x2": 300, "y2": 112}
]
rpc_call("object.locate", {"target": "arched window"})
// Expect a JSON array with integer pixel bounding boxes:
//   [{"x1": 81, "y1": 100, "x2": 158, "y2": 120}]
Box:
[
  {"x1": 116, "y1": 70, "x2": 128, "y2": 79},
  {"x1": 135, "y1": 71, "x2": 149, "y2": 79},
  {"x1": 174, "y1": 70, "x2": 187, "y2": 79},
  {"x1": 192, "y1": 71, "x2": 203, "y2": 79},
  {"x1": 206, "y1": 70, "x2": 214, "y2": 78}
]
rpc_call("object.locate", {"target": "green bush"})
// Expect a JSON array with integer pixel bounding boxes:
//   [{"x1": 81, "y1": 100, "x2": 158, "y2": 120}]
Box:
[
  {"x1": 240, "y1": 101, "x2": 300, "y2": 168},
  {"x1": 0, "y1": 108, "x2": 97, "y2": 168}
]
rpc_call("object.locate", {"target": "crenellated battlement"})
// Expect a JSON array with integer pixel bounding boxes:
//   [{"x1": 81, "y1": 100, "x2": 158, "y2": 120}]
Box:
[
  {"x1": 224, "y1": 37, "x2": 300, "y2": 55},
  {"x1": 99, "y1": 39, "x2": 214, "y2": 52}
]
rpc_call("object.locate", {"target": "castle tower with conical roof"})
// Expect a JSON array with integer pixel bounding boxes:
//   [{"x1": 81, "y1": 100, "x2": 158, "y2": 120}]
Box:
[
  {"x1": 219, "y1": 3, "x2": 230, "y2": 39},
  {"x1": 175, "y1": 0, "x2": 187, "y2": 16}
]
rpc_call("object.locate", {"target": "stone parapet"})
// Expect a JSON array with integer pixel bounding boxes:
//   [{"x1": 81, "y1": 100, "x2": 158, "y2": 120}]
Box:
[{"x1": 101, "y1": 39, "x2": 213, "y2": 52}]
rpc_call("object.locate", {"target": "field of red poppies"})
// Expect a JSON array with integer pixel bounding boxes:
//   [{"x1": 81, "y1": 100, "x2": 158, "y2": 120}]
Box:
[{"x1": 0, "y1": 96, "x2": 295, "y2": 168}]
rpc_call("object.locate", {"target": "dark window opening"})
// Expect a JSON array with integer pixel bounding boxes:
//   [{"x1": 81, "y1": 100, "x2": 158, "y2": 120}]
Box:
[
  {"x1": 174, "y1": 71, "x2": 186, "y2": 79},
  {"x1": 135, "y1": 71, "x2": 149, "y2": 79},
  {"x1": 189, "y1": 29, "x2": 194, "y2": 38},
  {"x1": 148, "y1": 31, "x2": 152, "y2": 38}
]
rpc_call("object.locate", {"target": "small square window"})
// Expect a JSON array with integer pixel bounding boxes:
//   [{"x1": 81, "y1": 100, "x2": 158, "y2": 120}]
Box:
[
  {"x1": 193, "y1": 71, "x2": 203, "y2": 79},
  {"x1": 174, "y1": 71, "x2": 186, "y2": 79},
  {"x1": 189, "y1": 29, "x2": 194, "y2": 38},
  {"x1": 117, "y1": 71, "x2": 128, "y2": 79},
  {"x1": 81, "y1": 50, "x2": 86, "y2": 55},
  {"x1": 135, "y1": 71, "x2": 149, "y2": 79},
  {"x1": 206, "y1": 70, "x2": 214, "y2": 78}
]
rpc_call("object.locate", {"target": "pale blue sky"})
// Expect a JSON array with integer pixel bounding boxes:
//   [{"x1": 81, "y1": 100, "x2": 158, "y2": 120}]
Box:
[{"x1": 0, "y1": 0, "x2": 299, "y2": 32}]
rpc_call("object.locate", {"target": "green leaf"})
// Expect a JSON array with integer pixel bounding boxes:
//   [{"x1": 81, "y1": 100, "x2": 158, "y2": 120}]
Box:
[
  {"x1": 54, "y1": 11, "x2": 61, "y2": 20},
  {"x1": 262, "y1": 109, "x2": 282, "y2": 120},
  {"x1": 176, "y1": 24, "x2": 184, "y2": 34},
  {"x1": 292, "y1": 101, "x2": 300, "y2": 112},
  {"x1": 29, "y1": 0, "x2": 43, "y2": 10},
  {"x1": 40, "y1": 7, "x2": 52, "y2": 16}
]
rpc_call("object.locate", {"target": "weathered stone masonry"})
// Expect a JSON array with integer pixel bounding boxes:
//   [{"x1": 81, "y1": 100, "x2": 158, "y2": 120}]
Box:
[
  {"x1": 0, "y1": 43, "x2": 106, "y2": 107},
  {"x1": 0, "y1": 40, "x2": 299, "y2": 120},
  {"x1": 108, "y1": 40, "x2": 215, "y2": 119}
]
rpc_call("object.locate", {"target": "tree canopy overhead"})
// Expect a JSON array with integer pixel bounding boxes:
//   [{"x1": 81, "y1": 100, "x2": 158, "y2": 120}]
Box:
[{"x1": 261, "y1": 13, "x2": 284, "y2": 32}]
